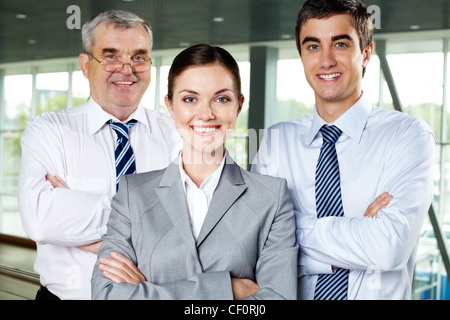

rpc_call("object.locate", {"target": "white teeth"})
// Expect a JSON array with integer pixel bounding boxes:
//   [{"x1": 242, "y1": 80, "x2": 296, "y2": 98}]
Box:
[
  {"x1": 115, "y1": 81, "x2": 134, "y2": 85},
  {"x1": 319, "y1": 73, "x2": 341, "y2": 81},
  {"x1": 193, "y1": 126, "x2": 217, "y2": 133}
]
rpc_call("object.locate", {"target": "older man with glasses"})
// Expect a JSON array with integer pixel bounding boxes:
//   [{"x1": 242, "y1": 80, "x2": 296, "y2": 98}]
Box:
[{"x1": 18, "y1": 10, "x2": 180, "y2": 300}]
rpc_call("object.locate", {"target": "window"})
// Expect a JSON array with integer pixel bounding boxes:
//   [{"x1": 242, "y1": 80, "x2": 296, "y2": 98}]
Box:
[{"x1": 1, "y1": 72, "x2": 33, "y2": 237}]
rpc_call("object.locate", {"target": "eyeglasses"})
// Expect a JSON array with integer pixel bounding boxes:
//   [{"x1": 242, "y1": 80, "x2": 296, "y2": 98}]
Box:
[{"x1": 87, "y1": 53, "x2": 152, "y2": 73}]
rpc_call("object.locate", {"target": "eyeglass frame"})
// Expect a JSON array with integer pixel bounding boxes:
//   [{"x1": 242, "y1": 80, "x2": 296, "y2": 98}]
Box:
[{"x1": 86, "y1": 53, "x2": 152, "y2": 72}]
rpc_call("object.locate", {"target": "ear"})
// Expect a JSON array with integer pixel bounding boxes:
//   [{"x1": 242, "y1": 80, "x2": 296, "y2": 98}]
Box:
[
  {"x1": 79, "y1": 53, "x2": 90, "y2": 79},
  {"x1": 237, "y1": 95, "x2": 244, "y2": 115},
  {"x1": 362, "y1": 42, "x2": 374, "y2": 68},
  {"x1": 164, "y1": 95, "x2": 175, "y2": 119}
]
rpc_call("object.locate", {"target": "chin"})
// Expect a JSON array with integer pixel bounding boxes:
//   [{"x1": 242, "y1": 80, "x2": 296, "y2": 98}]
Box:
[{"x1": 111, "y1": 98, "x2": 139, "y2": 108}]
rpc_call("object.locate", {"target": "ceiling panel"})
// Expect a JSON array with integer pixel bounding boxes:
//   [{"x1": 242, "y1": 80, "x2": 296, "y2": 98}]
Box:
[{"x1": 0, "y1": 0, "x2": 449, "y2": 64}]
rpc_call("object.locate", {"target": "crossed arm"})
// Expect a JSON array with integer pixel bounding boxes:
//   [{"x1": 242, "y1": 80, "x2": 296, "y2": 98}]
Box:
[
  {"x1": 97, "y1": 251, "x2": 258, "y2": 300},
  {"x1": 45, "y1": 174, "x2": 259, "y2": 299}
]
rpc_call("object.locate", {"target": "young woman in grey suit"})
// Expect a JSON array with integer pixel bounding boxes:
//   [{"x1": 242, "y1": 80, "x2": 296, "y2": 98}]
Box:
[{"x1": 91, "y1": 44, "x2": 298, "y2": 300}]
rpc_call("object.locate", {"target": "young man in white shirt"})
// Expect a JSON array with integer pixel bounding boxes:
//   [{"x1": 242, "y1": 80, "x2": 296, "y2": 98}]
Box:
[
  {"x1": 18, "y1": 10, "x2": 180, "y2": 300},
  {"x1": 252, "y1": 0, "x2": 435, "y2": 299}
]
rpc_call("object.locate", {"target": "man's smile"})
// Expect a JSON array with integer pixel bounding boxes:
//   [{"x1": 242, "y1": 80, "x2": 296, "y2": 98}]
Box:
[{"x1": 318, "y1": 73, "x2": 342, "y2": 81}]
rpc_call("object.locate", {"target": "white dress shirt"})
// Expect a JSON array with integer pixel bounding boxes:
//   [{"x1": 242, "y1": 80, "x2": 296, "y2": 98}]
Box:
[
  {"x1": 252, "y1": 92, "x2": 435, "y2": 299},
  {"x1": 178, "y1": 153, "x2": 225, "y2": 240},
  {"x1": 18, "y1": 98, "x2": 181, "y2": 300}
]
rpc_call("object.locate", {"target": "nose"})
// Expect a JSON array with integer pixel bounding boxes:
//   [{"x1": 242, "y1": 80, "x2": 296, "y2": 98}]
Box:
[
  {"x1": 320, "y1": 47, "x2": 337, "y2": 69},
  {"x1": 120, "y1": 63, "x2": 134, "y2": 75},
  {"x1": 198, "y1": 101, "x2": 215, "y2": 120}
]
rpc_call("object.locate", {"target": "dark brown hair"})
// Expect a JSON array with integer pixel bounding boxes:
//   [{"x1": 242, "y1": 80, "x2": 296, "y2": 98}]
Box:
[
  {"x1": 167, "y1": 44, "x2": 242, "y2": 101},
  {"x1": 294, "y1": 0, "x2": 373, "y2": 56}
]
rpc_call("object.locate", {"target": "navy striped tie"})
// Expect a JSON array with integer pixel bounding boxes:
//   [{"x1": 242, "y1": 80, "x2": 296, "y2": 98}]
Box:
[
  {"x1": 110, "y1": 120, "x2": 137, "y2": 191},
  {"x1": 314, "y1": 124, "x2": 349, "y2": 300}
]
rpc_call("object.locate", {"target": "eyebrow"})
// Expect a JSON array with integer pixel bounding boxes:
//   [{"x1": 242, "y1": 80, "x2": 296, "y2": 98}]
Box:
[
  {"x1": 134, "y1": 48, "x2": 149, "y2": 55},
  {"x1": 301, "y1": 34, "x2": 355, "y2": 45},
  {"x1": 332, "y1": 34, "x2": 354, "y2": 42},
  {"x1": 177, "y1": 88, "x2": 234, "y2": 95},
  {"x1": 302, "y1": 36, "x2": 320, "y2": 45},
  {"x1": 101, "y1": 48, "x2": 149, "y2": 55},
  {"x1": 102, "y1": 48, "x2": 119, "y2": 54}
]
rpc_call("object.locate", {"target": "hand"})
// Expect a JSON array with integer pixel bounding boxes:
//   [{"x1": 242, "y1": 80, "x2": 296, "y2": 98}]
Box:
[
  {"x1": 364, "y1": 192, "x2": 393, "y2": 217},
  {"x1": 77, "y1": 241, "x2": 103, "y2": 254},
  {"x1": 99, "y1": 252, "x2": 146, "y2": 285},
  {"x1": 231, "y1": 278, "x2": 259, "y2": 300},
  {"x1": 46, "y1": 174, "x2": 69, "y2": 189}
]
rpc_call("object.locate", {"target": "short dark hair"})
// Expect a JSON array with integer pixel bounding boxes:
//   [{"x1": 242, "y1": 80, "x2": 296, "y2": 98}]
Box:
[
  {"x1": 167, "y1": 44, "x2": 242, "y2": 101},
  {"x1": 294, "y1": 0, "x2": 373, "y2": 56}
]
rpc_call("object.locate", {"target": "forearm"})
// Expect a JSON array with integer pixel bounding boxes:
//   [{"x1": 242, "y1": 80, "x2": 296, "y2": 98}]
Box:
[
  {"x1": 92, "y1": 269, "x2": 233, "y2": 300},
  {"x1": 18, "y1": 177, "x2": 112, "y2": 246},
  {"x1": 18, "y1": 124, "x2": 113, "y2": 246},
  {"x1": 298, "y1": 196, "x2": 430, "y2": 272},
  {"x1": 299, "y1": 128, "x2": 434, "y2": 272}
]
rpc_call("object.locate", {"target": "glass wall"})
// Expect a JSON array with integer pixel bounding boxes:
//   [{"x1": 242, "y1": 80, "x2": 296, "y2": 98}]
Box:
[
  {"x1": 0, "y1": 34, "x2": 449, "y2": 299},
  {"x1": 383, "y1": 39, "x2": 448, "y2": 300},
  {"x1": 0, "y1": 60, "x2": 89, "y2": 238}
]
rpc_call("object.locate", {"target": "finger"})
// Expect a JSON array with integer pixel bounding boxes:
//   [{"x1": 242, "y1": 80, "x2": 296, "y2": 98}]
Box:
[
  {"x1": 99, "y1": 263, "x2": 127, "y2": 284},
  {"x1": 45, "y1": 174, "x2": 56, "y2": 184},
  {"x1": 364, "y1": 192, "x2": 392, "y2": 217},
  {"x1": 99, "y1": 260, "x2": 140, "y2": 284},
  {"x1": 100, "y1": 256, "x2": 142, "y2": 284},
  {"x1": 111, "y1": 252, "x2": 146, "y2": 281},
  {"x1": 367, "y1": 194, "x2": 392, "y2": 217},
  {"x1": 53, "y1": 175, "x2": 69, "y2": 188},
  {"x1": 45, "y1": 174, "x2": 67, "y2": 188}
]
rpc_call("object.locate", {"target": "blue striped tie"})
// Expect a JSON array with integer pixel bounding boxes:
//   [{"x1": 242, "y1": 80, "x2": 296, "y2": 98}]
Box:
[
  {"x1": 110, "y1": 120, "x2": 137, "y2": 191},
  {"x1": 314, "y1": 124, "x2": 349, "y2": 300}
]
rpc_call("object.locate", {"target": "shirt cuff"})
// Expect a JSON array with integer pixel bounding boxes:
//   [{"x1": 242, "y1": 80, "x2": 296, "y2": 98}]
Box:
[{"x1": 298, "y1": 252, "x2": 333, "y2": 276}]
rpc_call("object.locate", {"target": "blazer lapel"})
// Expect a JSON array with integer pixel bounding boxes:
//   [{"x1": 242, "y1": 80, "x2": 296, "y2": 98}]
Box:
[
  {"x1": 196, "y1": 159, "x2": 247, "y2": 246},
  {"x1": 155, "y1": 160, "x2": 203, "y2": 270}
]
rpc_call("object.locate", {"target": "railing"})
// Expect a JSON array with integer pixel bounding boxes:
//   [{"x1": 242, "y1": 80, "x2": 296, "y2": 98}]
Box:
[{"x1": 412, "y1": 248, "x2": 444, "y2": 300}]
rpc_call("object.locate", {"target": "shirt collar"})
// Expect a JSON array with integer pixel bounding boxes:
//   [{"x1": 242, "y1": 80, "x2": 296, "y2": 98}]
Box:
[
  {"x1": 307, "y1": 92, "x2": 372, "y2": 145},
  {"x1": 87, "y1": 98, "x2": 151, "y2": 136},
  {"x1": 178, "y1": 150, "x2": 226, "y2": 195}
]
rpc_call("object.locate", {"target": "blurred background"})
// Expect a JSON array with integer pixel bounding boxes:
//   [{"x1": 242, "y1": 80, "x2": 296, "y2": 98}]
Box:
[{"x1": 0, "y1": 0, "x2": 449, "y2": 300}]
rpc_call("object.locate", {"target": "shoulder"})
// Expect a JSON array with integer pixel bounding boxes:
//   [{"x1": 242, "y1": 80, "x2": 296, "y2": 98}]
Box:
[
  {"x1": 235, "y1": 166, "x2": 293, "y2": 218},
  {"x1": 239, "y1": 167, "x2": 288, "y2": 196},
  {"x1": 121, "y1": 167, "x2": 167, "y2": 191},
  {"x1": 262, "y1": 116, "x2": 313, "y2": 148},
  {"x1": 266, "y1": 115, "x2": 312, "y2": 133},
  {"x1": 142, "y1": 108, "x2": 178, "y2": 142},
  {"x1": 143, "y1": 109, "x2": 174, "y2": 127},
  {"x1": 370, "y1": 107, "x2": 434, "y2": 139},
  {"x1": 22, "y1": 103, "x2": 88, "y2": 140},
  {"x1": 27, "y1": 102, "x2": 88, "y2": 127}
]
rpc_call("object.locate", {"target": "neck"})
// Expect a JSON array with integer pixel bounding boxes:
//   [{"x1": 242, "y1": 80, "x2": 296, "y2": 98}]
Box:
[
  {"x1": 93, "y1": 98, "x2": 138, "y2": 122},
  {"x1": 315, "y1": 90, "x2": 362, "y2": 123},
  {"x1": 181, "y1": 147, "x2": 225, "y2": 187},
  {"x1": 112, "y1": 107, "x2": 137, "y2": 122}
]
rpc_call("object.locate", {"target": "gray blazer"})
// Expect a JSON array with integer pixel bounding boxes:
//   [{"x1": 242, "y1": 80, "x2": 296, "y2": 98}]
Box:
[{"x1": 91, "y1": 155, "x2": 298, "y2": 300}]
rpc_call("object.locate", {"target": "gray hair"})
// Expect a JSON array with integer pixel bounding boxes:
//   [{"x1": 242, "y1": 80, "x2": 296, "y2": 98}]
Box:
[{"x1": 81, "y1": 9, "x2": 153, "y2": 53}]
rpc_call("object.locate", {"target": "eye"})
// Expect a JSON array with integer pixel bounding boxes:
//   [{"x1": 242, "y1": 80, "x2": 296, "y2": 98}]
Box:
[
  {"x1": 132, "y1": 55, "x2": 145, "y2": 62},
  {"x1": 335, "y1": 42, "x2": 348, "y2": 48},
  {"x1": 183, "y1": 97, "x2": 197, "y2": 103},
  {"x1": 308, "y1": 44, "x2": 319, "y2": 51},
  {"x1": 216, "y1": 97, "x2": 230, "y2": 103},
  {"x1": 105, "y1": 54, "x2": 117, "y2": 60}
]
